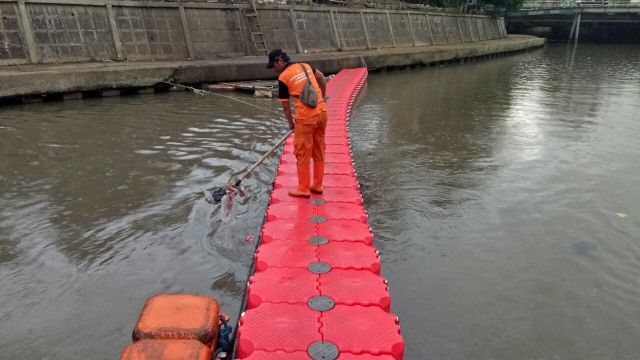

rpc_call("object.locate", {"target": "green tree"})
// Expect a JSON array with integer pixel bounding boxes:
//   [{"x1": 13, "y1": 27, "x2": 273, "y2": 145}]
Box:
[{"x1": 484, "y1": 0, "x2": 525, "y2": 10}]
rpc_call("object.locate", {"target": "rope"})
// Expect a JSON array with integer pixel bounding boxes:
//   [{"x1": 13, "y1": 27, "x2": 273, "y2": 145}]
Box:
[{"x1": 155, "y1": 79, "x2": 283, "y2": 116}]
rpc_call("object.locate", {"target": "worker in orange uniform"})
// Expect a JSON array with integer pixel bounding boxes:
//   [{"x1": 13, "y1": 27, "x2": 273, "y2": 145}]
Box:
[{"x1": 267, "y1": 49, "x2": 328, "y2": 197}]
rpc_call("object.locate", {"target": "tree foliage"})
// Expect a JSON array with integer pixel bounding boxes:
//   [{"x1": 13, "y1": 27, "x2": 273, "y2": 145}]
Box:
[
  {"x1": 482, "y1": 0, "x2": 526, "y2": 11},
  {"x1": 404, "y1": 0, "x2": 525, "y2": 12}
]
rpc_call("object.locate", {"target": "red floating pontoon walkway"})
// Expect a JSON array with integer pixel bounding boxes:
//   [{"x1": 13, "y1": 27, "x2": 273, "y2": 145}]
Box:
[{"x1": 237, "y1": 68, "x2": 404, "y2": 360}]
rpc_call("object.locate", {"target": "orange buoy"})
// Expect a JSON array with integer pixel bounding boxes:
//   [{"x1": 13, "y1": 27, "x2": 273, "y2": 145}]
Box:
[
  {"x1": 132, "y1": 294, "x2": 220, "y2": 348},
  {"x1": 120, "y1": 339, "x2": 210, "y2": 360}
]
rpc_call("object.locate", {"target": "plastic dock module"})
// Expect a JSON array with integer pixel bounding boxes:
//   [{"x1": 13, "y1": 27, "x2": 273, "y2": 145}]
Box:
[{"x1": 237, "y1": 68, "x2": 404, "y2": 360}]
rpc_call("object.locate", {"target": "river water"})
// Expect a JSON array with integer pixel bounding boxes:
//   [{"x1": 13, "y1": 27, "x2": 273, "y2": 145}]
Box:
[{"x1": 1, "y1": 43, "x2": 639, "y2": 359}]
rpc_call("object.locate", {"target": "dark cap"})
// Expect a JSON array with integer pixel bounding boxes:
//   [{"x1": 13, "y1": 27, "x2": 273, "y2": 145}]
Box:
[{"x1": 266, "y1": 49, "x2": 288, "y2": 69}]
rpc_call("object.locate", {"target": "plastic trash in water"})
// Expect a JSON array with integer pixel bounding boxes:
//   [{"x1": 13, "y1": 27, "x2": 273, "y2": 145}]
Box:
[{"x1": 219, "y1": 189, "x2": 236, "y2": 224}]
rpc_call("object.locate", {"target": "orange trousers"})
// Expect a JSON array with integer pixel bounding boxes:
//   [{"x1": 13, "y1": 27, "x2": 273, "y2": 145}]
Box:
[{"x1": 293, "y1": 111, "x2": 327, "y2": 165}]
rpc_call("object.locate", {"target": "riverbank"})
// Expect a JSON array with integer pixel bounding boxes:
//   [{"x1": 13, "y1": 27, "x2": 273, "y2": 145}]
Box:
[{"x1": 0, "y1": 35, "x2": 543, "y2": 102}]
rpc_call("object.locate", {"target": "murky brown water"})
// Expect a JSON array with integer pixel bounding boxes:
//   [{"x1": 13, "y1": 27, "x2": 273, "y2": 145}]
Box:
[
  {"x1": 0, "y1": 93, "x2": 287, "y2": 359},
  {"x1": 1, "y1": 43, "x2": 639, "y2": 360},
  {"x1": 349, "y1": 44, "x2": 640, "y2": 359}
]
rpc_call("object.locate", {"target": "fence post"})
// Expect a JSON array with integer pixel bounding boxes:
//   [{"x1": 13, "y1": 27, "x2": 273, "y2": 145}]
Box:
[
  {"x1": 289, "y1": 8, "x2": 303, "y2": 53},
  {"x1": 106, "y1": 3, "x2": 124, "y2": 60},
  {"x1": 329, "y1": 9, "x2": 342, "y2": 50},
  {"x1": 483, "y1": 17, "x2": 491, "y2": 40},
  {"x1": 179, "y1": 6, "x2": 195, "y2": 59},
  {"x1": 386, "y1": 11, "x2": 395, "y2": 48},
  {"x1": 457, "y1": 16, "x2": 464, "y2": 42},
  {"x1": 236, "y1": 9, "x2": 251, "y2": 56},
  {"x1": 17, "y1": 0, "x2": 39, "y2": 63},
  {"x1": 407, "y1": 12, "x2": 416, "y2": 47},
  {"x1": 443, "y1": 15, "x2": 450, "y2": 44},
  {"x1": 360, "y1": 11, "x2": 372, "y2": 50},
  {"x1": 425, "y1": 13, "x2": 434, "y2": 45}
]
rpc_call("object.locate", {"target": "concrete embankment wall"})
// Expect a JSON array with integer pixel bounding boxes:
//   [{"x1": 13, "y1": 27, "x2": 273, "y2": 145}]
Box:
[{"x1": 0, "y1": 0, "x2": 507, "y2": 66}]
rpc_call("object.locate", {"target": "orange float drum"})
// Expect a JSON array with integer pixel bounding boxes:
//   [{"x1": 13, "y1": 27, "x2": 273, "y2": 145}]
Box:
[
  {"x1": 132, "y1": 294, "x2": 220, "y2": 348},
  {"x1": 120, "y1": 339, "x2": 210, "y2": 360}
]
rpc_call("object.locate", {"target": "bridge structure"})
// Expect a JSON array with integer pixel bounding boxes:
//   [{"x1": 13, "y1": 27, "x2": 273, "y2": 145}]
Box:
[{"x1": 505, "y1": 0, "x2": 640, "y2": 42}]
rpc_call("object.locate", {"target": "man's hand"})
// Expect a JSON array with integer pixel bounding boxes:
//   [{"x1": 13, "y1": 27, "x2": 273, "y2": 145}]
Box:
[{"x1": 282, "y1": 100, "x2": 294, "y2": 130}]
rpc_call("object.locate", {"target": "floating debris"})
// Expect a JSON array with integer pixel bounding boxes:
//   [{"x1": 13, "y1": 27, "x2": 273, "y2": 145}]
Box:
[
  {"x1": 207, "y1": 80, "x2": 277, "y2": 98},
  {"x1": 570, "y1": 241, "x2": 597, "y2": 257}
]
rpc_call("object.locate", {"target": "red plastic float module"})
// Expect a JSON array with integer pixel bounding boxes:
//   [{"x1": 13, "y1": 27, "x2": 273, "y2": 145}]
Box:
[
  {"x1": 321, "y1": 305, "x2": 404, "y2": 359},
  {"x1": 242, "y1": 351, "x2": 396, "y2": 359},
  {"x1": 273, "y1": 187, "x2": 375, "y2": 204},
  {"x1": 319, "y1": 269, "x2": 391, "y2": 311},
  {"x1": 317, "y1": 202, "x2": 368, "y2": 222},
  {"x1": 266, "y1": 201, "x2": 317, "y2": 221},
  {"x1": 311, "y1": 187, "x2": 363, "y2": 204},
  {"x1": 237, "y1": 303, "x2": 321, "y2": 357},
  {"x1": 237, "y1": 68, "x2": 404, "y2": 360},
  {"x1": 278, "y1": 162, "x2": 355, "y2": 176},
  {"x1": 261, "y1": 218, "x2": 317, "y2": 243},
  {"x1": 317, "y1": 241, "x2": 381, "y2": 273},
  {"x1": 280, "y1": 152, "x2": 353, "y2": 164},
  {"x1": 247, "y1": 267, "x2": 319, "y2": 308},
  {"x1": 254, "y1": 240, "x2": 317, "y2": 271},
  {"x1": 316, "y1": 219, "x2": 373, "y2": 244},
  {"x1": 273, "y1": 173, "x2": 359, "y2": 190}
]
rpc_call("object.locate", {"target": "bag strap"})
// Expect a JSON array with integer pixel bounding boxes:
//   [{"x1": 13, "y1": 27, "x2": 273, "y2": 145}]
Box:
[{"x1": 299, "y1": 63, "x2": 312, "y2": 80}]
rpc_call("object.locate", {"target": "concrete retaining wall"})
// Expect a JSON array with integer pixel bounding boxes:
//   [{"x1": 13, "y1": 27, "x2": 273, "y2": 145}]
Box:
[{"x1": 0, "y1": 0, "x2": 507, "y2": 66}]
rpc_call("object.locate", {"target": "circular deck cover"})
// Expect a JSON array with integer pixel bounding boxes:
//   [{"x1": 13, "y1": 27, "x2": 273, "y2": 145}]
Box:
[
  {"x1": 307, "y1": 262, "x2": 331, "y2": 274},
  {"x1": 307, "y1": 296, "x2": 335, "y2": 311},
  {"x1": 308, "y1": 341, "x2": 339, "y2": 360},
  {"x1": 308, "y1": 236, "x2": 329, "y2": 245}
]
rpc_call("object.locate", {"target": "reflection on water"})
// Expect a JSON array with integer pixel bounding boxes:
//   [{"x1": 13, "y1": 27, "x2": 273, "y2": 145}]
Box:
[
  {"x1": 350, "y1": 44, "x2": 640, "y2": 359},
  {"x1": 0, "y1": 93, "x2": 286, "y2": 359}
]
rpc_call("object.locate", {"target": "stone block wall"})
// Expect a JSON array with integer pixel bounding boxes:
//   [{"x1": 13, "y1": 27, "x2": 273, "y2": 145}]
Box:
[
  {"x1": 334, "y1": 11, "x2": 368, "y2": 50},
  {"x1": 114, "y1": 6, "x2": 187, "y2": 60},
  {"x1": 27, "y1": 4, "x2": 115, "y2": 62},
  {"x1": 388, "y1": 13, "x2": 412, "y2": 47},
  {"x1": 185, "y1": 8, "x2": 246, "y2": 59},
  {"x1": 292, "y1": 9, "x2": 336, "y2": 51},
  {"x1": 0, "y1": 0, "x2": 508, "y2": 65},
  {"x1": 364, "y1": 12, "x2": 392, "y2": 49}
]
